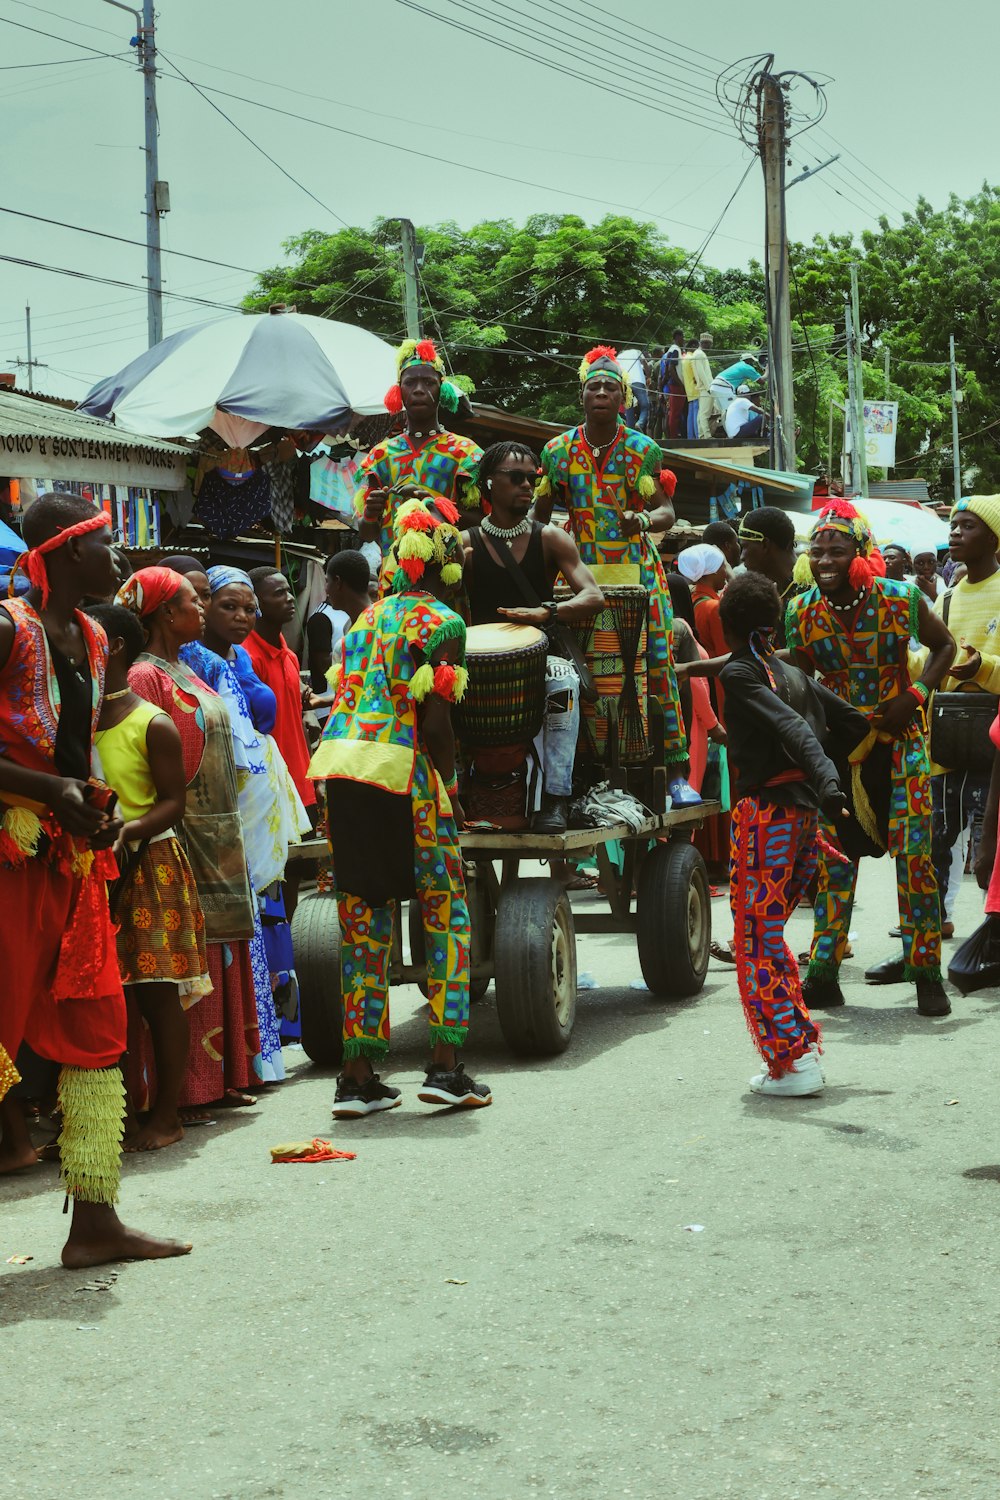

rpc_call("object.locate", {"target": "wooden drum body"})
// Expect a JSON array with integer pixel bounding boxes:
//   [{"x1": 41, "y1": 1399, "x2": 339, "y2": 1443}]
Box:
[
  {"x1": 566, "y1": 586, "x2": 650, "y2": 765},
  {"x1": 453, "y1": 622, "x2": 549, "y2": 750}
]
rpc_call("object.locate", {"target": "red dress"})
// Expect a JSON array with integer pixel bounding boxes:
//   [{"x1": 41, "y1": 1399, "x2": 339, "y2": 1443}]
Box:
[{"x1": 244, "y1": 630, "x2": 316, "y2": 808}]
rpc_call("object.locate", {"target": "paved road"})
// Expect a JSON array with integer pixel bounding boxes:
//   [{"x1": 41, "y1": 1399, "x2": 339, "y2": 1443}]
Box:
[{"x1": 4, "y1": 861, "x2": 999, "y2": 1499}]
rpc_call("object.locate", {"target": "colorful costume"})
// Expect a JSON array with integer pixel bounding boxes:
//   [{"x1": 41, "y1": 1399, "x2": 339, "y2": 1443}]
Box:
[
  {"x1": 309, "y1": 499, "x2": 471, "y2": 1060},
  {"x1": 356, "y1": 337, "x2": 482, "y2": 562},
  {"x1": 787, "y1": 548, "x2": 942, "y2": 983},
  {"x1": 0, "y1": 578, "x2": 128, "y2": 1207},
  {"x1": 538, "y1": 358, "x2": 686, "y2": 766}
]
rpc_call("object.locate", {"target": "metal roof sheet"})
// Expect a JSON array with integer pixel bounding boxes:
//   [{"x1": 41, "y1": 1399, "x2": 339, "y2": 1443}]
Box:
[{"x1": 0, "y1": 389, "x2": 192, "y2": 456}]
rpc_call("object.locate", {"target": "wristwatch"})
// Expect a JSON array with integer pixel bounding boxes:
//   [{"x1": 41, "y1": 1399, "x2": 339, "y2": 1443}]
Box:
[{"x1": 541, "y1": 600, "x2": 559, "y2": 624}]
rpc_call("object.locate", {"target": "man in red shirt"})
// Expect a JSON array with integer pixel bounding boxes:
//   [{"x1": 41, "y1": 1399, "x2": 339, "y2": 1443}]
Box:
[{"x1": 245, "y1": 568, "x2": 316, "y2": 813}]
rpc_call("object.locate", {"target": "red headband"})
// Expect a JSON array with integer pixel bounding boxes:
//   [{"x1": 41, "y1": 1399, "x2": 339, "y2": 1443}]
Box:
[
  {"x1": 21, "y1": 512, "x2": 110, "y2": 607},
  {"x1": 115, "y1": 565, "x2": 185, "y2": 618}
]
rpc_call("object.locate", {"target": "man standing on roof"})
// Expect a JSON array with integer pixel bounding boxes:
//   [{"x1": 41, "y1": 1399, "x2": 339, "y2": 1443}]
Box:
[
  {"x1": 691, "y1": 333, "x2": 718, "y2": 439},
  {"x1": 710, "y1": 353, "x2": 763, "y2": 418},
  {"x1": 534, "y1": 346, "x2": 701, "y2": 806},
  {"x1": 662, "y1": 328, "x2": 687, "y2": 442},
  {"x1": 355, "y1": 339, "x2": 482, "y2": 571},
  {"x1": 617, "y1": 347, "x2": 650, "y2": 433}
]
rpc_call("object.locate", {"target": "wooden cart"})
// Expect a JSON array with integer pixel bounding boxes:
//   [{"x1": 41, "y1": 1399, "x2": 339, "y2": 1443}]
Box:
[{"x1": 289, "y1": 800, "x2": 718, "y2": 1066}]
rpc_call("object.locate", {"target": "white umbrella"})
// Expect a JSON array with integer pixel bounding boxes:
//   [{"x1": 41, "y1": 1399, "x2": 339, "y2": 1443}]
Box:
[
  {"x1": 788, "y1": 499, "x2": 949, "y2": 554},
  {"x1": 79, "y1": 312, "x2": 397, "y2": 441}
]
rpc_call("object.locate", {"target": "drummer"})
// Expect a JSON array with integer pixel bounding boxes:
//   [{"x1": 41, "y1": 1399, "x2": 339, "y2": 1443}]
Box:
[
  {"x1": 355, "y1": 338, "x2": 483, "y2": 573},
  {"x1": 463, "y1": 442, "x2": 604, "y2": 835},
  {"x1": 534, "y1": 345, "x2": 702, "y2": 808}
]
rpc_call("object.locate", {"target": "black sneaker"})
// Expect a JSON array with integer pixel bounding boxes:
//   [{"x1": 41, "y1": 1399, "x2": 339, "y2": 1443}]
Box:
[
  {"x1": 417, "y1": 1062, "x2": 493, "y2": 1109},
  {"x1": 332, "y1": 1073, "x2": 402, "y2": 1119},
  {"x1": 801, "y1": 975, "x2": 846, "y2": 1009}
]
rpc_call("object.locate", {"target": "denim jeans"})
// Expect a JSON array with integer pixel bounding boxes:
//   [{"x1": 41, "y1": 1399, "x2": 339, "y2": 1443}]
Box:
[
  {"x1": 686, "y1": 398, "x2": 700, "y2": 439},
  {"x1": 534, "y1": 656, "x2": 580, "y2": 798},
  {"x1": 931, "y1": 771, "x2": 990, "y2": 911},
  {"x1": 626, "y1": 384, "x2": 650, "y2": 433}
]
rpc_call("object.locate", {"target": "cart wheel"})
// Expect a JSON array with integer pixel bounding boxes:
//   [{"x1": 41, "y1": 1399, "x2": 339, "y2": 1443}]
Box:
[
  {"x1": 290, "y1": 891, "x2": 344, "y2": 1067},
  {"x1": 636, "y1": 841, "x2": 710, "y2": 996},
  {"x1": 408, "y1": 899, "x2": 489, "y2": 1002},
  {"x1": 494, "y1": 878, "x2": 577, "y2": 1055}
]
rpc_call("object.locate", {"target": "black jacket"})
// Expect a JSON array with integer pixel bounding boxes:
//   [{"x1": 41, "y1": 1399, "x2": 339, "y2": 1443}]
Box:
[{"x1": 720, "y1": 652, "x2": 870, "y2": 810}]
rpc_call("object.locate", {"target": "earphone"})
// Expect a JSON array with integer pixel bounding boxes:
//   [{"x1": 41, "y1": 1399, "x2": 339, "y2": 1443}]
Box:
[{"x1": 487, "y1": 480, "x2": 493, "y2": 490}]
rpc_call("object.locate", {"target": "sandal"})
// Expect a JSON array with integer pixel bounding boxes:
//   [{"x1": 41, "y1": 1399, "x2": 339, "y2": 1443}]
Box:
[{"x1": 710, "y1": 940, "x2": 737, "y2": 964}]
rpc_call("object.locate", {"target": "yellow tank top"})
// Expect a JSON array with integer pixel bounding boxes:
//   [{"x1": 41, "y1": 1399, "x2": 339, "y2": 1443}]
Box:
[{"x1": 95, "y1": 699, "x2": 164, "y2": 822}]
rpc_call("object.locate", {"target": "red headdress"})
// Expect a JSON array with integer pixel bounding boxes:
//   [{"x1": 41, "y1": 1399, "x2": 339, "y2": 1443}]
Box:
[{"x1": 17, "y1": 511, "x2": 110, "y2": 608}]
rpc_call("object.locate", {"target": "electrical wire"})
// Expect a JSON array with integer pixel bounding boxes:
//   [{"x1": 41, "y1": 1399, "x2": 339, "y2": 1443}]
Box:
[
  {"x1": 0, "y1": 12, "x2": 131, "y2": 59},
  {"x1": 390, "y1": 0, "x2": 734, "y2": 137},
  {"x1": 0, "y1": 253, "x2": 241, "y2": 310}
]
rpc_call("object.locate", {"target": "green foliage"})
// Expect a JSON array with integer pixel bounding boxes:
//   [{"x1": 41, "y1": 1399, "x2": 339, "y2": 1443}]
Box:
[
  {"x1": 244, "y1": 213, "x2": 766, "y2": 427},
  {"x1": 247, "y1": 191, "x2": 1000, "y2": 493}
]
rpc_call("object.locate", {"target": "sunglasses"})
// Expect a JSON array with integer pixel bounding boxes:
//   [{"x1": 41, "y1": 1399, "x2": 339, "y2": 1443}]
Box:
[{"x1": 495, "y1": 467, "x2": 538, "y2": 486}]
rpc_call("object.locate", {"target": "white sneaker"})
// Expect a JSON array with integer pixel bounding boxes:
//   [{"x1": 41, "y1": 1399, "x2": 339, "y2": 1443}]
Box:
[{"x1": 750, "y1": 1050, "x2": 825, "y2": 1097}]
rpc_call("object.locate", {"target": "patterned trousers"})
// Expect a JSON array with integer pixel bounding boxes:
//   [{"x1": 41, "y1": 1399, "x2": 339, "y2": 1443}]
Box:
[
  {"x1": 808, "y1": 768, "x2": 941, "y2": 981},
  {"x1": 338, "y1": 761, "x2": 470, "y2": 1060},
  {"x1": 730, "y1": 797, "x2": 821, "y2": 1077}
]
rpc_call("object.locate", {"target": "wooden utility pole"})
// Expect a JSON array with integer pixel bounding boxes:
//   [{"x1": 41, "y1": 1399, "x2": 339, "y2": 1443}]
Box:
[
  {"x1": 399, "y1": 219, "x2": 422, "y2": 340},
  {"x1": 844, "y1": 299, "x2": 859, "y2": 492},
  {"x1": 761, "y1": 74, "x2": 795, "y2": 473},
  {"x1": 949, "y1": 334, "x2": 962, "y2": 502},
  {"x1": 849, "y1": 262, "x2": 869, "y2": 499}
]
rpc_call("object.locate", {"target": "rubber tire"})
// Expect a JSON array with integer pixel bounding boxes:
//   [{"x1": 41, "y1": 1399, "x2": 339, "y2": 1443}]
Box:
[
  {"x1": 290, "y1": 891, "x2": 344, "y2": 1067},
  {"x1": 494, "y1": 878, "x2": 577, "y2": 1056},
  {"x1": 407, "y1": 900, "x2": 490, "y2": 1003},
  {"x1": 636, "y1": 841, "x2": 711, "y2": 997}
]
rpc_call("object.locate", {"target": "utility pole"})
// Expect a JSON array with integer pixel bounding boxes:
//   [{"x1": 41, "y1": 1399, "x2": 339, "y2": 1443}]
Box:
[
  {"x1": 399, "y1": 219, "x2": 422, "y2": 340},
  {"x1": 102, "y1": 0, "x2": 168, "y2": 346},
  {"x1": 844, "y1": 298, "x2": 859, "y2": 492},
  {"x1": 883, "y1": 347, "x2": 892, "y2": 478},
  {"x1": 953, "y1": 337, "x2": 965, "y2": 501},
  {"x1": 760, "y1": 74, "x2": 795, "y2": 473},
  {"x1": 11, "y1": 305, "x2": 48, "y2": 392},
  {"x1": 848, "y1": 262, "x2": 869, "y2": 498}
]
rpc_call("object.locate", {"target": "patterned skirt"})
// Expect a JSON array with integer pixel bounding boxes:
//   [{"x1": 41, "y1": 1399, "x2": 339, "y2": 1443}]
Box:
[{"x1": 115, "y1": 835, "x2": 212, "y2": 998}]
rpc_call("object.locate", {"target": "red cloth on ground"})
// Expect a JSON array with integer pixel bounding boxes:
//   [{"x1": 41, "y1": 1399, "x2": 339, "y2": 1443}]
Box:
[
  {"x1": 243, "y1": 630, "x2": 316, "y2": 806},
  {"x1": 0, "y1": 858, "x2": 127, "y2": 1093}
]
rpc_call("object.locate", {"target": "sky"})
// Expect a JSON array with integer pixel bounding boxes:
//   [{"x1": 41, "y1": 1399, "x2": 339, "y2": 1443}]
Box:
[{"x1": 0, "y1": 0, "x2": 994, "y2": 402}]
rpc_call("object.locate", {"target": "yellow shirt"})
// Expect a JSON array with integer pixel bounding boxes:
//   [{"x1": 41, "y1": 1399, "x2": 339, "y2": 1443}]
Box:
[
  {"x1": 934, "y1": 573, "x2": 1000, "y2": 693},
  {"x1": 680, "y1": 351, "x2": 699, "y2": 400},
  {"x1": 95, "y1": 700, "x2": 164, "y2": 822}
]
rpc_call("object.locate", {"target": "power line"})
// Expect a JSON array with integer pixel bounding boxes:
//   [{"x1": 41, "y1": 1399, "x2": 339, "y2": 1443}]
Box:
[
  {"x1": 391, "y1": 0, "x2": 734, "y2": 138},
  {"x1": 0, "y1": 12, "x2": 129, "y2": 58},
  {"x1": 1, "y1": 0, "x2": 123, "y2": 39},
  {"x1": 0, "y1": 252, "x2": 241, "y2": 310}
]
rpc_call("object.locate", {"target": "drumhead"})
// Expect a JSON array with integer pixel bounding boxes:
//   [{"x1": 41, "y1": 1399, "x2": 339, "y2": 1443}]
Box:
[{"x1": 464, "y1": 622, "x2": 546, "y2": 656}]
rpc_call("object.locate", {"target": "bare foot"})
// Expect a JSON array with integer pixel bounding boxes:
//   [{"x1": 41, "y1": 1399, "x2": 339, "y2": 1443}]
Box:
[
  {"x1": 0, "y1": 1141, "x2": 44, "y2": 1174},
  {"x1": 125, "y1": 1118, "x2": 184, "y2": 1153},
  {"x1": 218, "y1": 1090, "x2": 257, "y2": 1108},
  {"x1": 62, "y1": 1204, "x2": 192, "y2": 1268},
  {"x1": 179, "y1": 1107, "x2": 216, "y2": 1125}
]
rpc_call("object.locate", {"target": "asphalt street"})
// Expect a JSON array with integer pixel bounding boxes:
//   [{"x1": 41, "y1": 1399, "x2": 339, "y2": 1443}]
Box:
[{"x1": 3, "y1": 859, "x2": 999, "y2": 1500}]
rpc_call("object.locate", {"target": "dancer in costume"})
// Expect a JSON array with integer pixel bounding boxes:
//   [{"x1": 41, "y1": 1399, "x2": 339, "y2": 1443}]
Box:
[
  {"x1": 720, "y1": 573, "x2": 868, "y2": 1097},
  {"x1": 0, "y1": 493, "x2": 190, "y2": 1266},
  {"x1": 309, "y1": 493, "x2": 492, "y2": 1118},
  {"x1": 356, "y1": 338, "x2": 483, "y2": 566},
  {"x1": 534, "y1": 345, "x2": 701, "y2": 806},
  {"x1": 786, "y1": 499, "x2": 955, "y2": 1017}
]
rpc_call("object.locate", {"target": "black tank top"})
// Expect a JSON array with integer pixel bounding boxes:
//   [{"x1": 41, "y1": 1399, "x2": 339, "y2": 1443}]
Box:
[
  {"x1": 467, "y1": 523, "x2": 550, "y2": 626},
  {"x1": 51, "y1": 642, "x2": 92, "y2": 781}
]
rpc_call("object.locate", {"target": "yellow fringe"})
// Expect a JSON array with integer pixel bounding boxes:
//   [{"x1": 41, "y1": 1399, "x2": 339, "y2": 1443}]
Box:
[
  {"x1": 847, "y1": 730, "x2": 888, "y2": 852},
  {"x1": 57, "y1": 1066, "x2": 125, "y2": 1206},
  {"x1": 70, "y1": 847, "x2": 95, "y2": 877},
  {"x1": 453, "y1": 665, "x2": 469, "y2": 701},
  {"x1": 440, "y1": 563, "x2": 463, "y2": 586},
  {"x1": 792, "y1": 551, "x2": 814, "y2": 587},
  {"x1": 325, "y1": 660, "x2": 342, "y2": 692},
  {"x1": 410, "y1": 662, "x2": 435, "y2": 702},
  {"x1": 534, "y1": 475, "x2": 552, "y2": 499},
  {"x1": 2, "y1": 805, "x2": 42, "y2": 857},
  {"x1": 637, "y1": 474, "x2": 655, "y2": 499},
  {"x1": 0, "y1": 1043, "x2": 21, "y2": 1103},
  {"x1": 398, "y1": 530, "x2": 434, "y2": 562}
]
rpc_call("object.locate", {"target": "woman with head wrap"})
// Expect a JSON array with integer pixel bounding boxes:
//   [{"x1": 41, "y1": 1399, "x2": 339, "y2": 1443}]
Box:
[
  {"x1": 172, "y1": 562, "x2": 310, "y2": 1074},
  {"x1": 117, "y1": 566, "x2": 264, "y2": 1108},
  {"x1": 308, "y1": 492, "x2": 493, "y2": 1118},
  {"x1": 534, "y1": 348, "x2": 700, "y2": 808},
  {"x1": 786, "y1": 498, "x2": 956, "y2": 1016}
]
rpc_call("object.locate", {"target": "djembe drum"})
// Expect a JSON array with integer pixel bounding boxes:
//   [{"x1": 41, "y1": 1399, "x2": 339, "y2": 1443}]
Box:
[
  {"x1": 454, "y1": 623, "x2": 549, "y2": 828},
  {"x1": 565, "y1": 586, "x2": 651, "y2": 765}
]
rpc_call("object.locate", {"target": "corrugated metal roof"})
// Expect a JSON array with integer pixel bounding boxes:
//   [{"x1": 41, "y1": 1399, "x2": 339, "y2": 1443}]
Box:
[{"x1": 0, "y1": 389, "x2": 192, "y2": 456}]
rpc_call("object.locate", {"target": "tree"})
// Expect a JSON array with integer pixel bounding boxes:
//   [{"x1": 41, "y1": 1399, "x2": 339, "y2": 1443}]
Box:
[{"x1": 244, "y1": 214, "x2": 766, "y2": 426}]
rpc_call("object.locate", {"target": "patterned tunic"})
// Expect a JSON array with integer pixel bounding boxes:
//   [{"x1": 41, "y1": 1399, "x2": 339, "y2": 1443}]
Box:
[
  {"x1": 786, "y1": 577, "x2": 931, "y2": 854},
  {"x1": 539, "y1": 424, "x2": 686, "y2": 762},
  {"x1": 355, "y1": 429, "x2": 483, "y2": 559}
]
